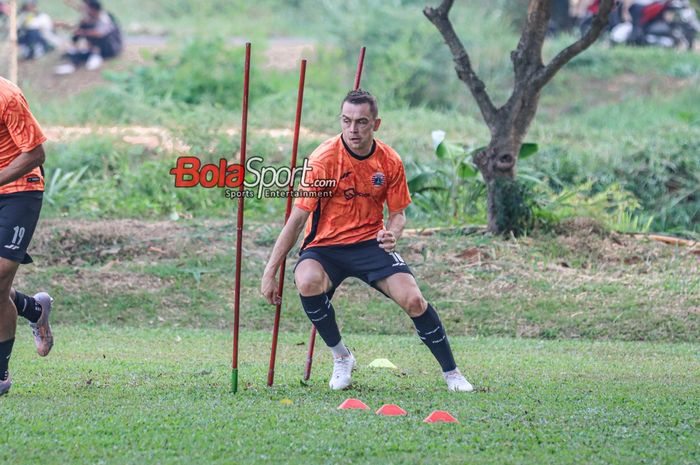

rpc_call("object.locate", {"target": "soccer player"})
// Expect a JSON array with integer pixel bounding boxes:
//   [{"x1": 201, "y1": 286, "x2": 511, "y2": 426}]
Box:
[
  {"x1": 261, "y1": 89, "x2": 473, "y2": 392},
  {"x1": 0, "y1": 77, "x2": 54, "y2": 397}
]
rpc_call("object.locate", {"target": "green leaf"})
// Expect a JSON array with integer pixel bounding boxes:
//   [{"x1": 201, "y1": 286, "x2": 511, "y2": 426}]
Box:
[
  {"x1": 519, "y1": 143, "x2": 539, "y2": 160},
  {"x1": 436, "y1": 141, "x2": 464, "y2": 160},
  {"x1": 408, "y1": 172, "x2": 443, "y2": 193},
  {"x1": 518, "y1": 173, "x2": 545, "y2": 185},
  {"x1": 435, "y1": 142, "x2": 449, "y2": 160},
  {"x1": 410, "y1": 173, "x2": 448, "y2": 193},
  {"x1": 457, "y1": 160, "x2": 477, "y2": 179}
]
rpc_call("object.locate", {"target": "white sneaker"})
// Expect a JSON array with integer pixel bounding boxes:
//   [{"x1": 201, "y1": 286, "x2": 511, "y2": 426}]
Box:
[
  {"x1": 0, "y1": 372, "x2": 11, "y2": 397},
  {"x1": 29, "y1": 292, "x2": 54, "y2": 357},
  {"x1": 443, "y1": 368, "x2": 474, "y2": 392},
  {"x1": 54, "y1": 63, "x2": 76, "y2": 75},
  {"x1": 19, "y1": 44, "x2": 31, "y2": 60},
  {"x1": 34, "y1": 44, "x2": 46, "y2": 59},
  {"x1": 85, "y1": 53, "x2": 103, "y2": 70},
  {"x1": 329, "y1": 352, "x2": 356, "y2": 390}
]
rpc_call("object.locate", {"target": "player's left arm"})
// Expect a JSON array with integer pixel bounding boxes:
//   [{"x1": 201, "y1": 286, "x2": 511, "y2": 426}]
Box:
[
  {"x1": 0, "y1": 144, "x2": 45, "y2": 187},
  {"x1": 377, "y1": 209, "x2": 405, "y2": 252},
  {"x1": 377, "y1": 155, "x2": 412, "y2": 252}
]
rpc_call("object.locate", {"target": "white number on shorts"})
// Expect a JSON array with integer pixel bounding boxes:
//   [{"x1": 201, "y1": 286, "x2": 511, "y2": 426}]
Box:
[
  {"x1": 11, "y1": 226, "x2": 25, "y2": 246},
  {"x1": 4, "y1": 226, "x2": 25, "y2": 251},
  {"x1": 390, "y1": 252, "x2": 406, "y2": 266}
]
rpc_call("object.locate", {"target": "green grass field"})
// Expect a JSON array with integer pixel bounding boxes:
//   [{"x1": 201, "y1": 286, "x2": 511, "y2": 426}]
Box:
[
  {"x1": 2, "y1": 327, "x2": 698, "y2": 465},
  {"x1": 4, "y1": 219, "x2": 698, "y2": 464}
]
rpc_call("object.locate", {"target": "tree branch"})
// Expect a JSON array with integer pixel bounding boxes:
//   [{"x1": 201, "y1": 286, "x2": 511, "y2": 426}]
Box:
[
  {"x1": 512, "y1": 0, "x2": 551, "y2": 79},
  {"x1": 505, "y1": 0, "x2": 551, "y2": 122},
  {"x1": 424, "y1": 0, "x2": 498, "y2": 129},
  {"x1": 534, "y1": 0, "x2": 615, "y2": 88}
]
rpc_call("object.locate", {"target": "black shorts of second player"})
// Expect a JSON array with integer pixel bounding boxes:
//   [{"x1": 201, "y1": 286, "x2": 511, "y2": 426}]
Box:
[
  {"x1": 294, "y1": 239, "x2": 413, "y2": 298},
  {"x1": 0, "y1": 191, "x2": 43, "y2": 264}
]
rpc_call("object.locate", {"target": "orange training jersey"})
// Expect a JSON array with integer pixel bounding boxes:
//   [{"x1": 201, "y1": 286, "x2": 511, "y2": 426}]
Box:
[
  {"x1": 295, "y1": 135, "x2": 411, "y2": 249},
  {"x1": 0, "y1": 77, "x2": 46, "y2": 194}
]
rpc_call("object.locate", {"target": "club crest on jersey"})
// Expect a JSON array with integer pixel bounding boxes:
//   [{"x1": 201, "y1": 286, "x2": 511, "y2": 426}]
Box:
[{"x1": 371, "y1": 172, "x2": 385, "y2": 187}]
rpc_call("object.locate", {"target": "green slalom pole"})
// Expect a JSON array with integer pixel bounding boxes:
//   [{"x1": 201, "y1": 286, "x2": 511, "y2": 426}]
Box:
[{"x1": 231, "y1": 369, "x2": 238, "y2": 394}]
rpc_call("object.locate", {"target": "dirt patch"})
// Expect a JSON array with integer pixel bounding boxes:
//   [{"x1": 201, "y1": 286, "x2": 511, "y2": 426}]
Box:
[
  {"x1": 593, "y1": 72, "x2": 694, "y2": 106},
  {"x1": 43, "y1": 126, "x2": 189, "y2": 152},
  {"x1": 50, "y1": 268, "x2": 169, "y2": 295},
  {"x1": 18, "y1": 38, "x2": 168, "y2": 101},
  {"x1": 18, "y1": 35, "x2": 316, "y2": 102},
  {"x1": 42, "y1": 125, "x2": 332, "y2": 152},
  {"x1": 32, "y1": 219, "x2": 230, "y2": 265},
  {"x1": 542, "y1": 71, "x2": 696, "y2": 118},
  {"x1": 455, "y1": 246, "x2": 492, "y2": 266},
  {"x1": 550, "y1": 217, "x2": 657, "y2": 265},
  {"x1": 263, "y1": 37, "x2": 316, "y2": 71},
  {"x1": 555, "y1": 217, "x2": 608, "y2": 238}
]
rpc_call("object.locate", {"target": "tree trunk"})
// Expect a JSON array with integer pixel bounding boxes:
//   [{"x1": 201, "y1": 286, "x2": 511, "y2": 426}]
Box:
[
  {"x1": 475, "y1": 115, "x2": 534, "y2": 235},
  {"x1": 425, "y1": 0, "x2": 615, "y2": 235},
  {"x1": 473, "y1": 80, "x2": 542, "y2": 233}
]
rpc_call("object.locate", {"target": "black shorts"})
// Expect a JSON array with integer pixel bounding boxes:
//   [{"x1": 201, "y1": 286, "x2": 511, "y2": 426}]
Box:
[
  {"x1": 295, "y1": 239, "x2": 413, "y2": 298},
  {"x1": 0, "y1": 191, "x2": 43, "y2": 264}
]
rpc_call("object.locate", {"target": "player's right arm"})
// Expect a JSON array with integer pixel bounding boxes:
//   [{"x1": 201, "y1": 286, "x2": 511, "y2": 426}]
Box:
[
  {"x1": 261, "y1": 206, "x2": 311, "y2": 305},
  {"x1": 0, "y1": 144, "x2": 45, "y2": 187},
  {"x1": 0, "y1": 88, "x2": 47, "y2": 187}
]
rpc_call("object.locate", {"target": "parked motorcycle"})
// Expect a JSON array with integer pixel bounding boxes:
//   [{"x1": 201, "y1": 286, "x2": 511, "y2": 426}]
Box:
[
  {"x1": 613, "y1": 0, "x2": 700, "y2": 49},
  {"x1": 582, "y1": 0, "x2": 700, "y2": 50}
]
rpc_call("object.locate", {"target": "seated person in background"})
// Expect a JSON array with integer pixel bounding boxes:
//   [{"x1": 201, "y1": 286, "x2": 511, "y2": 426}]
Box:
[
  {"x1": 54, "y1": 0, "x2": 122, "y2": 75},
  {"x1": 18, "y1": 1, "x2": 59, "y2": 60}
]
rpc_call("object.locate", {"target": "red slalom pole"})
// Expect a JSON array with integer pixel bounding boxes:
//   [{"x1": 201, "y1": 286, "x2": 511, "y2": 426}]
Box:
[
  {"x1": 268, "y1": 59, "x2": 307, "y2": 387},
  {"x1": 303, "y1": 326, "x2": 317, "y2": 381},
  {"x1": 232, "y1": 42, "x2": 251, "y2": 394},
  {"x1": 353, "y1": 46, "x2": 366, "y2": 90},
  {"x1": 303, "y1": 46, "x2": 366, "y2": 381}
]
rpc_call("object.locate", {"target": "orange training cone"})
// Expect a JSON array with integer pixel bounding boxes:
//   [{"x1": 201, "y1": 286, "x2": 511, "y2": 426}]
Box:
[
  {"x1": 423, "y1": 410, "x2": 458, "y2": 423},
  {"x1": 376, "y1": 404, "x2": 407, "y2": 416},
  {"x1": 338, "y1": 398, "x2": 370, "y2": 410}
]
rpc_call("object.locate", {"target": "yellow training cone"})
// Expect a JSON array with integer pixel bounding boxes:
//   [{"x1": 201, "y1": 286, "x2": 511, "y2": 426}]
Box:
[{"x1": 368, "y1": 358, "x2": 397, "y2": 369}]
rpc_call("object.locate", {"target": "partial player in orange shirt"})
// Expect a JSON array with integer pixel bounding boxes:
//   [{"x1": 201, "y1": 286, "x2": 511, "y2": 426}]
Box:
[
  {"x1": 261, "y1": 90, "x2": 473, "y2": 392},
  {"x1": 0, "y1": 78, "x2": 55, "y2": 397}
]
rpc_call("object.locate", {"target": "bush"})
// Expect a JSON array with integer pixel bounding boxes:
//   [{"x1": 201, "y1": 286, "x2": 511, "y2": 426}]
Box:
[
  {"x1": 617, "y1": 145, "x2": 700, "y2": 235},
  {"x1": 406, "y1": 136, "x2": 656, "y2": 235},
  {"x1": 107, "y1": 39, "x2": 290, "y2": 110},
  {"x1": 43, "y1": 138, "x2": 215, "y2": 218}
]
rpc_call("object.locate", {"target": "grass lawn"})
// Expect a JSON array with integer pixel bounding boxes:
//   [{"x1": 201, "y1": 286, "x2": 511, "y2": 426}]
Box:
[
  {"x1": 2, "y1": 327, "x2": 698, "y2": 465},
  {"x1": 16, "y1": 219, "x2": 700, "y2": 342}
]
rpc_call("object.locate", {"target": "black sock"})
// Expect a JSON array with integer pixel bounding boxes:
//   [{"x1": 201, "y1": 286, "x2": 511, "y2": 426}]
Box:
[
  {"x1": 411, "y1": 303, "x2": 457, "y2": 373},
  {"x1": 0, "y1": 338, "x2": 15, "y2": 381},
  {"x1": 14, "y1": 291, "x2": 42, "y2": 323},
  {"x1": 300, "y1": 293, "x2": 341, "y2": 348}
]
